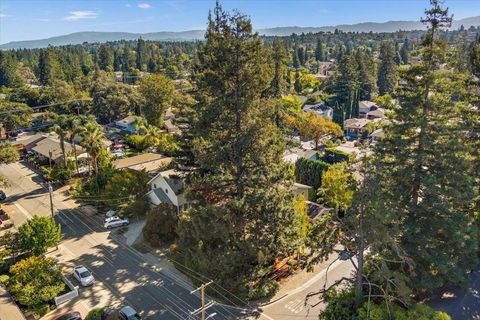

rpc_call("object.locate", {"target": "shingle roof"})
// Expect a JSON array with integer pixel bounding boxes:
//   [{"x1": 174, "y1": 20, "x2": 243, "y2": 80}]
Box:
[
  {"x1": 159, "y1": 169, "x2": 185, "y2": 195},
  {"x1": 306, "y1": 201, "x2": 332, "y2": 220},
  {"x1": 344, "y1": 118, "x2": 371, "y2": 130},
  {"x1": 31, "y1": 137, "x2": 85, "y2": 161},
  {"x1": 113, "y1": 153, "x2": 171, "y2": 171},
  {"x1": 152, "y1": 188, "x2": 174, "y2": 205}
]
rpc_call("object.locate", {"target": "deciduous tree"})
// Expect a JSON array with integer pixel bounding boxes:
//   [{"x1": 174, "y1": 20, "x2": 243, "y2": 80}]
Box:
[
  {"x1": 18, "y1": 216, "x2": 61, "y2": 256},
  {"x1": 8, "y1": 256, "x2": 65, "y2": 311}
]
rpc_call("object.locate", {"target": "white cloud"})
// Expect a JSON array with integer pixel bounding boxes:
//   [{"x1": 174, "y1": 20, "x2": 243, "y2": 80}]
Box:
[
  {"x1": 0, "y1": 13, "x2": 9, "y2": 18},
  {"x1": 64, "y1": 11, "x2": 98, "y2": 21},
  {"x1": 137, "y1": 3, "x2": 152, "y2": 9}
]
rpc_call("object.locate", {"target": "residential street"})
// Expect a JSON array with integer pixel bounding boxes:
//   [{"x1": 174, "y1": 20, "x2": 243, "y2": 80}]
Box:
[
  {"x1": 0, "y1": 162, "x2": 244, "y2": 320},
  {"x1": 256, "y1": 257, "x2": 354, "y2": 320}
]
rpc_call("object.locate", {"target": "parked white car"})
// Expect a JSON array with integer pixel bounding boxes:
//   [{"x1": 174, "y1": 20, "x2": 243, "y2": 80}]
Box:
[
  {"x1": 104, "y1": 216, "x2": 129, "y2": 229},
  {"x1": 73, "y1": 265, "x2": 94, "y2": 286}
]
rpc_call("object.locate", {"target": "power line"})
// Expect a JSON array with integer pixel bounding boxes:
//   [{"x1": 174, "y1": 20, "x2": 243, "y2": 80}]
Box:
[{"x1": 0, "y1": 98, "x2": 92, "y2": 116}]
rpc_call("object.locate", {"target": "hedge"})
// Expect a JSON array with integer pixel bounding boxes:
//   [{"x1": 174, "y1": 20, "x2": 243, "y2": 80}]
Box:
[
  {"x1": 294, "y1": 157, "x2": 330, "y2": 190},
  {"x1": 322, "y1": 147, "x2": 349, "y2": 164}
]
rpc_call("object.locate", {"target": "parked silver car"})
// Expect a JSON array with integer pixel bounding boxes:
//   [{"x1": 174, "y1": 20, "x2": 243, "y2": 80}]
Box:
[
  {"x1": 73, "y1": 265, "x2": 94, "y2": 286},
  {"x1": 104, "y1": 216, "x2": 129, "y2": 229}
]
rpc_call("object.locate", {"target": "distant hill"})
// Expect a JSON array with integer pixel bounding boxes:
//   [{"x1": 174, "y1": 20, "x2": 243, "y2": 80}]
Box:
[{"x1": 1, "y1": 16, "x2": 479, "y2": 50}]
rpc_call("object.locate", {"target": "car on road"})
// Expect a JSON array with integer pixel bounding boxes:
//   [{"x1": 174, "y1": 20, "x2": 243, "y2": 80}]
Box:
[
  {"x1": 118, "y1": 306, "x2": 142, "y2": 320},
  {"x1": 0, "y1": 191, "x2": 6, "y2": 201},
  {"x1": 73, "y1": 265, "x2": 95, "y2": 286},
  {"x1": 55, "y1": 311, "x2": 82, "y2": 320},
  {"x1": 104, "y1": 216, "x2": 129, "y2": 229}
]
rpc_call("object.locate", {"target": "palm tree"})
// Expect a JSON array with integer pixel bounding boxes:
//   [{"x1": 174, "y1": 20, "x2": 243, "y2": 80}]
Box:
[
  {"x1": 143, "y1": 124, "x2": 162, "y2": 147},
  {"x1": 79, "y1": 122, "x2": 104, "y2": 176},
  {"x1": 50, "y1": 114, "x2": 69, "y2": 167},
  {"x1": 64, "y1": 116, "x2": 82, "y2": 174}
]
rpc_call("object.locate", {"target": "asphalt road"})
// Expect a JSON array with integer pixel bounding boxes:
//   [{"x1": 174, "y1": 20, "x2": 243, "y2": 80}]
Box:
[
  {"x1": 1, "y1": 162, "x2": 245, "y2": 320},
  {"x1": 256, "y1": 257, "x2": 354, "y2": 320},
  {"x1": 428, "y1": 266, "x2": 480, "y2": 320}
]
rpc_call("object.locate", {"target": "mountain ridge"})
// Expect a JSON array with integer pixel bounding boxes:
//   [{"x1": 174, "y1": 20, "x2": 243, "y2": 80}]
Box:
[{"x1": 1, "y1": 16, "x2": 479, "y2": 49}]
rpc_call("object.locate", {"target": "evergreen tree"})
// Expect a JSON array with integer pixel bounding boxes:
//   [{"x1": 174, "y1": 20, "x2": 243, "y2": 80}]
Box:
[
  {"x1": 269, "y1": 39, "x2": 288, "y2": 97},
  {"x1": 176, "y1": 3, "x2": 301, "y2": 299},
  {"x1": 400, "y1": 38, "x2": 410, "y2": 64},
  {"x1": 286, "y1": 67, "x2": 292, "y2": 91},
  {"x1": 469, "y1": 33, "x2": 480, "y2": 76},
  {"x1": 97, "y1": 44, "x2": 113, "y2": 72},
  {"x1": 292, "y1": 43, "x2": 300, "y2": 68},
  {"x1": 332, "y1": 102, "x2": 345, "y2": 128},
  {"x1": 136, "y1": 37, "x2": 147, "y2": 71},
  {"x1": 315, "y1": 38, "x2": 325, "y2": 61},
  {"x1": 0, "y1": 51, "x2": 24, "y2": 87},
  {"x1": 367, "y1": 0, "x2": 478, "y2": 299},
  {"x1": 38, "y1": 47, "x2": 60, "y2": 85},
  {"x1": 330, "y1": 54, "x2": 359, "y2": 119},
  {"x1": 394, "y1": 42, "x2": 402, "y2": 65},
  {"x1": 377, "y1": 41, "x2": 397, "y2": 95},
  {"x1": 294, "y1": 68, "x2": 302, "y2": 93},
  {"x1": 298, "y1": 46, "x2": 305, "y2": 66},
  {"x1": 355, "y1": 49, "x2": 377, "y2": 100}
]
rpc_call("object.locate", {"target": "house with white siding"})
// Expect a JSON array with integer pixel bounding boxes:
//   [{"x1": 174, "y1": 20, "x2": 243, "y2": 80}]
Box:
[{"x1": 146, "y1": 169, "x2": 188, "y2": 215}]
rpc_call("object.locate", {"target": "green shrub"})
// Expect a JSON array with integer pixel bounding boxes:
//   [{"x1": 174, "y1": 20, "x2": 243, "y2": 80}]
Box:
[
  {"x1": 85, "y1": 308, "x2": 104, "y2": 320},
  {"x1": 157, "y1": 134, "x2": 181, "y2": 156},
  {"x1": 0, "y1": 274, "x2": 10, "y2": 285},
  {"x1": 143, "y1": 204, "x2": 178, "y2": 245},
  {"x1": 125, "y1": 134, "x2": 148, "y2": 151}
]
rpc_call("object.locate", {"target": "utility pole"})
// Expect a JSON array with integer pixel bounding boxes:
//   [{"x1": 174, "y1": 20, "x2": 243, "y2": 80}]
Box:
[
  {"x1": 190, "y1": 280, "x2": 214, "y2": 320},
  {"x1": 48, "y1": 182, "x2": 54, "y2": 219}
]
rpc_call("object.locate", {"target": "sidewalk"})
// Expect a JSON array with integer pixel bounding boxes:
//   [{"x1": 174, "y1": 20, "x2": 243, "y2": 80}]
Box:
[{"x1": 0, "y1": 283, "x2": 26, "y2": 320}]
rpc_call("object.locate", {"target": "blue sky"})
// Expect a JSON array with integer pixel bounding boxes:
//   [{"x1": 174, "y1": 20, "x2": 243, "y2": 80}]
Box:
[{"x1": 1, "y1": 0, "x2": 479, "y2": 44}]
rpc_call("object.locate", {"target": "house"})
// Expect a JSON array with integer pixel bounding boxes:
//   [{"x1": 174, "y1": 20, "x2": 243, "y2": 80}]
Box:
[
  {"x1": 366, "y1": 107, "x2": 386, "y2": 120},
  {"x1": 146, "y1": 169, "x2": 188, "y2": 215},
  {"x1": 283, "y1": 148, "x2": 318, "y2": 164},
  {"x1": 30, "y1": 137, "x2": 87, "y2": 165},
  {"x1": 359, "y1": 101, "x2": 380, "y2": 117},
  {"x1": 113, "y1": 153, "x2": 172, "y2": 173},
  {"x1": 164, "y1": 119, "x2": 181, "y2": 135},
  {"x1": 12, "y1": 133, "x2": 46, "y2": 152},
  {"x1": 306, "y1": 201, "x2": 332, "y2": 220},
  {"x1": 370, "y1": 128, "x2": 385, "y2": 145},
  {"x1": 165, "y1": 108, "x2": 175, "y2": 121},
  {"x1": 115, "y1": 116, "x2": 137, "y2": 133},
  {"x1": 294, "y1": 183, "x2": 311, "y2": 200},
  {"x1": 302, "y1": 103, "x2": 333, "y2": 119},
  {"x1": 315, "y1": 61, "x2": 335, "y2": 79},
  {"x1": 344, "y1": 118, "x2": 371, "y2": 138}
]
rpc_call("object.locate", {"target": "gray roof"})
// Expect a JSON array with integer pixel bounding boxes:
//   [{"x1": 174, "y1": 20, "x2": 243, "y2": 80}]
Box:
[
  {"x1": 306, "y1": 201, "x2": 332, "y2": 220},
  {"x1": 153, "y1": 188, "x2": 174, "y2": 206},
  {"x1": 31, "y1": 137, "x2": 85, "y2": 161},
  {"x1": 165, "y1": 177, "x2": 184, "y2": 195}
]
